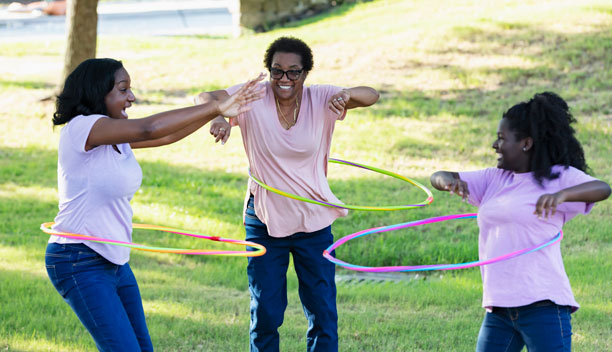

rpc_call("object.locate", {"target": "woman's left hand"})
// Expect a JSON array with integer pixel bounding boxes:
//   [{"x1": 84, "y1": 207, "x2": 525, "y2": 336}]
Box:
[
  {"x1": 218, "y1": 73, "x2": 266, "y2": 117},
  {"x1": 328, "y1": 89, "x2": 350, "y2": 115},
  {"x1": 534, "y1": 192, "x2": 566, "y2": 219}
]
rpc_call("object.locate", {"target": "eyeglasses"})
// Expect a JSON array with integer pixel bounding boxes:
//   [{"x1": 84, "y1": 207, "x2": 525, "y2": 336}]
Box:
[{"x1": 269, "y1": 68, "x2": 304, "y2": 81}]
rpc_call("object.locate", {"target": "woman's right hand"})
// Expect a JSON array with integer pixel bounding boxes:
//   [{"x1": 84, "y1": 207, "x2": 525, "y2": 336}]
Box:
[
  {"x1": 446, "y1": 178, "x2": 469, "y2": 201},
  {"x1": 209, "y1": 117, "x2": 231, "y2": 144},
  {"x1": 217, "y1": 73, "x2": 266, "y2": 118},
  {"x1": 430, "y1": 171, "x2": 469, "y2": 201}
]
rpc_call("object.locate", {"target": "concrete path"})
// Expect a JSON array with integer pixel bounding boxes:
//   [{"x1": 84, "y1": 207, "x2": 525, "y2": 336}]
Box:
[{"x1": 0, "y1": 0, "x2": 237, "y2": 39}]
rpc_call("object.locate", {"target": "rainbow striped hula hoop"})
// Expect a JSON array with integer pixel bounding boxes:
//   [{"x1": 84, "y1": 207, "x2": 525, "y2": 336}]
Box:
[
  {"x1": 41, "y1": 222, "x2": 266, "y2": 257},
  {"x1": 249, "y1": 158, "x2": 434, "y2": 211},
  {"x1": 323, "y1": 213, "x2": 563, "y2": 272}
]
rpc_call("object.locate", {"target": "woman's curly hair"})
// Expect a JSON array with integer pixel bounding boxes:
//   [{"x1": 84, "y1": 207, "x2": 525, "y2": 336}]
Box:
[
  {"x1": 263, "y1": 36, "x2": 313, "y2": 72},
  {"x1": 503, "y1": 92, "x2": 589, "y2": 185},
  {"x1": 53, "y1": 58, "x2": 124, "y2": 126}
]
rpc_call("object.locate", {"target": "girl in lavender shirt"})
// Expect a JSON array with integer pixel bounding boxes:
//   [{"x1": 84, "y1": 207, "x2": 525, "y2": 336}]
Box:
[
  {"x1": 430, "y1": 92, "x2": 610, "y2": 352},
  {"x1": 46, "y1": 58, "x2": 264, "y2": 351}
]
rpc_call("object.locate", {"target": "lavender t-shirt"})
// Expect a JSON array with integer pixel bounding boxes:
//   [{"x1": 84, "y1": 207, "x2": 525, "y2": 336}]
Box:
[
  {"x1": 227, "y1": 81, "x2": 348, "y2": 237},
  {"x1": 459, "y1": 166, "x2": 596, "y2": 311},
  {"x1": 49, "y1": 114, "x2": 142, "y2": 265}
]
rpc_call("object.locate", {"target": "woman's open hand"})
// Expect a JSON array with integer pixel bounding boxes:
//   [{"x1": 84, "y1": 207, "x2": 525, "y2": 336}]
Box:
[{"x1": 218, "y1": 73, "x2": 266, "y2": 117}]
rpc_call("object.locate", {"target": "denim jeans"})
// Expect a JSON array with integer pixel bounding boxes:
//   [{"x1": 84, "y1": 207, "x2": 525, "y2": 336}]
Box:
[
  {"x1": 245, "y1": 195, "x2": 338, "y2": 352},
  {"x1": 45, "y1": 243, "x2": 153, "y2": 352},
  {"x1": 476, "y1": 300, "x2": 572, "y2": 352}
]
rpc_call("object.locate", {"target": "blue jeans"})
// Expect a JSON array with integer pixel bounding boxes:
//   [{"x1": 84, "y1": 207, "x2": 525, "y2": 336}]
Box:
[
  {"x1": 45, "y1": 243, "x2": 153, "y2": 352},
  {"x1": 245, "y1": 195, "x2": 338, "y2": 352},
  {"x1": 476, "y1": 300, "x2": 572, "y2": 352}
]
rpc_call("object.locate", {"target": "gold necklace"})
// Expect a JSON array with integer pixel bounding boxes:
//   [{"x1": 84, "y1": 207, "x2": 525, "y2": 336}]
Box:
[{"x1": 276, "y1": 97, "x2": 299, "y2": 129}]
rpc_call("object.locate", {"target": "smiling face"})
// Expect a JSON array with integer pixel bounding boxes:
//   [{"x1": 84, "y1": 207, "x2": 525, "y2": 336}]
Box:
[
  {"x1": 492, "y1": 118, "x2": 532, "y2": 173},
  {"x1": 104, "y1": 67, "x2": 135, "y2": 119},
  {"x1": 269, "y1": 52, "x2": 307, "y2": 102}
]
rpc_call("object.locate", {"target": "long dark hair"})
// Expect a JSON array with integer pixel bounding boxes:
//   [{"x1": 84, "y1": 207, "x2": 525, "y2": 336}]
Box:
[
  {"x1": 503, "y1": 92, "x2": 588, "y2": 184},
  {"x1": 53, "y1": 58, "x2": 124, "y2": 125}
]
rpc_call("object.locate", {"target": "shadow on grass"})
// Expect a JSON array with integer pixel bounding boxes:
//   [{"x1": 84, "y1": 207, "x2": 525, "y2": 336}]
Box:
[
  {"x1": 0, "y1": 267, "x2": 95, "y2": 350},
  {"x1": 0, "y1": 262, "x2": 251, "y2": 351},
  {"x1": 0, "y1": 146, "x2": 57, "y2": 189},
  {"x1": 0, "y1": 79, "x2": 55, "y2": 90},
  {"x1": 374, "y1": 20, "x2": 612, "y2": 121},
  {"x1": 275, "y1": 0, "x2": 361, "y2": 30}
]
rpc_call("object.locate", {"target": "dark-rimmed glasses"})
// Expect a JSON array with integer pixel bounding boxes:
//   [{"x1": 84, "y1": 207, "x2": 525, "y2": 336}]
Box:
[{"x1": 269, "y1": 68, "x2": 304, "y2": 81}]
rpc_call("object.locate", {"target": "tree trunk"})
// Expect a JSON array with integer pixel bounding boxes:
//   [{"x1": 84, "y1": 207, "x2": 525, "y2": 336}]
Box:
[{"x1": 61, "y1": 0, "x2": 99, "y2": 87}]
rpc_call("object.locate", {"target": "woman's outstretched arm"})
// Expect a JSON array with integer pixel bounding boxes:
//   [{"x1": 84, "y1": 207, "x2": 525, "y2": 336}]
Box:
[
  {"x1": 87, "y1": 74, "x2": 265, "y2": 150},
  {"x1": 328, "y1": 86, "x2": 379, "y2": 115},
  {"x1": 534, "y1": 180, "x2": 611, "y2": 218}
]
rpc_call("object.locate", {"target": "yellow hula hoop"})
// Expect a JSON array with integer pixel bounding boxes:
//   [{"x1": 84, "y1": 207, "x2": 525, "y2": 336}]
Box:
[
  {"x1": 41, "y1": 222, "x2": 266, "y2": 256},
  {"x1": 249, "y1": 158, "x2": 434, "y2": 211}
]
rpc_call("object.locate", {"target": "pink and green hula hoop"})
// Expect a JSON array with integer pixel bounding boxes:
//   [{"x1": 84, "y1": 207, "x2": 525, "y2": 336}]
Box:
[
  {"x1": 322, "y1": 213, "x2": 563, "y2": 272},
  {"x1": 41, "y1": 222, "x2": 266, "y2": 257},
  {"x1": 249, "y1": 158, "x2": 434, "y2": 211}
]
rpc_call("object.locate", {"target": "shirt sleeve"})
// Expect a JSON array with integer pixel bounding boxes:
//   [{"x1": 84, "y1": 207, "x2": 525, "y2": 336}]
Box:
[
  {"x1": 65, "y1": 115, "x2": 106, "y2": 153},
  {"x1": 458, "y1": 168, "x2": 497, "y2": 207},
  {"x1": 555, "y1": 166, "x2": 599, "y2": 215}
]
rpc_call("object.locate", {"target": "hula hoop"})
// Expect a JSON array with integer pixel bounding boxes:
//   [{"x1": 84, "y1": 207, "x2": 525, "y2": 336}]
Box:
[
  {"x1": 249, "y1": 158, "x2": 434, "y2": 211},
  {"x1": 323, "y1": 213, "x2": 563, "y2": 272},
  {"x1": 41, "y1": 222, "x2": 266, "y2": 257}
]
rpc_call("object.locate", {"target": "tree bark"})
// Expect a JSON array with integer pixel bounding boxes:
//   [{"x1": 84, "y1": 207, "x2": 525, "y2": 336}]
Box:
[{"x1": 61, "y1": 0, "x2": 99, "y2": 87}]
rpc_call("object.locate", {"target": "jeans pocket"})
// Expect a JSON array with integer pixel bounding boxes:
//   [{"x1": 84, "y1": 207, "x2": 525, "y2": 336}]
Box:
[
  {"x1": 245, "y1": 199, "x2": 261, "y2": 221},
  {"x1": 245, "y1": 210, "x2": 265, "y2": 227},
  {"x1": 74, "y1": 250, "x2": 104, "y2": 267},
  {"x1": 45, "y1": 242, "x2": 72, "y2": 258},
  {"x1": 245, "y1": 211, "x2": 259, "y2": 221},
  {"x1": 45, "y1": 252, "x2": 71, "y2": 258}
]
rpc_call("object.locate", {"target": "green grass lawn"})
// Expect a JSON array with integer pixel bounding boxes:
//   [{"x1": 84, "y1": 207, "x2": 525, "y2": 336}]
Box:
[{"x1": 1, "y1": 0, "x2": 611, "y2": 350}]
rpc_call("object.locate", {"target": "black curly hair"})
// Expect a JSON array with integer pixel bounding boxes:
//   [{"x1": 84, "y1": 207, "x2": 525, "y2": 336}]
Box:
[
  {"x1": 263, "y1": 37, "x2": 313, "y2": 72},
  {"x1": 53, "y1": 58, "x2": 124, "y2": 126},
  {"x1": 503, "y1": 92, "x2": 589, "y2": 185}
]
